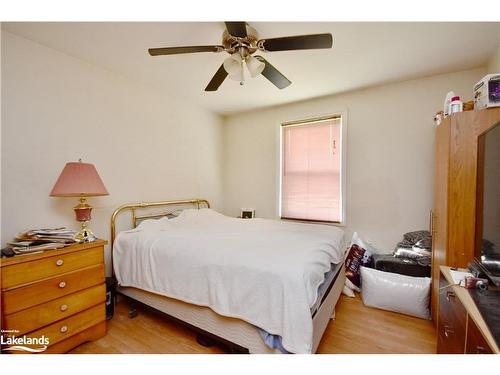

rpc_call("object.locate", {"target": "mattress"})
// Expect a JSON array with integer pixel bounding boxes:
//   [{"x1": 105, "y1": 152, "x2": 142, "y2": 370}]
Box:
[
  {"x1": 259, "y1": 261, "x2": 343, "y2": 352},
  {"x1": 311, "y1": 262, "x2": 343, "y2": 316},
  {"x1": 114, "y1": 208, "x2": 345, "y2": 353}
]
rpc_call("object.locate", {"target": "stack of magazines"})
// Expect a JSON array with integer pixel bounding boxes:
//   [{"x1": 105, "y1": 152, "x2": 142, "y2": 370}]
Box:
[{"x1": 8, "y1": 227, "x2": 78, "y2": 255}]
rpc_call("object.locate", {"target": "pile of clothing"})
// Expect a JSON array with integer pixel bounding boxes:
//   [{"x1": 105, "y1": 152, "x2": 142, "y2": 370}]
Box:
[
  {"x1": 370, "y1": 230, "x2": 432, "y2": 278},
  {"x1": 393, "y1": 230, "x2": 432, "y2": 266}
]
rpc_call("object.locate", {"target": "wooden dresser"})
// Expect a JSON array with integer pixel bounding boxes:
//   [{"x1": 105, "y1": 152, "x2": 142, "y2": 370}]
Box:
[
  {"x1": 431, "y1": 108, "x2": 500, "y2": 322},
  {"x1": 0, "y1": 240, "x2": 107, "y2": 353},
  {"x1": 437, "y1": 266, "x2": 499, "y2": 354}
]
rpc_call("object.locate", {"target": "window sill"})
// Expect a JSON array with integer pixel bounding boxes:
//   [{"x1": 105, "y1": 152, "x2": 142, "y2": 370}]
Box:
[{"x1": 279, "y1": 217, "x2": 345, "y2": 227}]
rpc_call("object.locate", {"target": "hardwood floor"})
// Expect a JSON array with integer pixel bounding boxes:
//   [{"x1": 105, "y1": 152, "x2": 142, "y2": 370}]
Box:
[
  {"x1": 70, "y1": 294, "x2": 436, "y2": 354},
  {"x1": 317, "y1": 295, "x2": 437, "y2": 353}
]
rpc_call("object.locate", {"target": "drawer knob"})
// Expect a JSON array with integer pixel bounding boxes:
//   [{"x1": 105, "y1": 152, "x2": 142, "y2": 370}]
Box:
[
  {"x1": 56, "y1": 259, "x2": 64, "y2": 266},
  {"x1": 446, "y1": 291, "x2": 456, "y2": 302},
  {"x1": 60, "y1": 304, "x2": 68, "y2": 312},
  {"x1": 58, "y1": 281, "x2": 66, "y2": 288},
  {"x1": 444, "y1": 325, "x2": 455, "y2": 338},
  {"x1": 60, "y1": 325, "x2": 68, "y2": 333}
]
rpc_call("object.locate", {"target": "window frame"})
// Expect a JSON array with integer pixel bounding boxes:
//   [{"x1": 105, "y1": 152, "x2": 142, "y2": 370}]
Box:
[{"x1": 276, "y1": 112, "x2": 347, "y2": 226}]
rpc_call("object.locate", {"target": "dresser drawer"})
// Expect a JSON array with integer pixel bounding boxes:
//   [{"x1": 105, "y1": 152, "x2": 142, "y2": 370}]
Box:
[
  {"x1": 43, "y1": 321, "x2": 107, "y2": 354},
  {"x1": 4, "y1": 284, "x2": 106, "y2": 336},
  {"x1": 466, "y1": 315, "x2": 494, "y2": 354},
  {"x1": 2, "y1": 264, "x2": 104, "y2": 315},
  {"x1": 26, "y1": 304, "x2": 105, "y2": 348},
  {"x1": 1, "y1": 246, "x2": 103, "y2": 290},
  {"x1": 437, "y1": 281, "x2": 467, "y2": 353}
]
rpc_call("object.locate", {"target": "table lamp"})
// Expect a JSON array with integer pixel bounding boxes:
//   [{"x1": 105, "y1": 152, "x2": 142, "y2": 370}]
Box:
[{"x1": 50, "y1": 159, "x2": 109, "y2": 242}]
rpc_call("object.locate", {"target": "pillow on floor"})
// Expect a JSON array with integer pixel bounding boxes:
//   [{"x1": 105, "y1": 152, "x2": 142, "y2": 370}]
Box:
[{"x1": 360, "y1": 266, "x2": 431, "y2": 319}]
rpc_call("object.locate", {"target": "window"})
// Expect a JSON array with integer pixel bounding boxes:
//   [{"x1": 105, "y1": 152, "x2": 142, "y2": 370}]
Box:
[{"x1": 280, "y1": 115, "x2": 344, "y2": 223}]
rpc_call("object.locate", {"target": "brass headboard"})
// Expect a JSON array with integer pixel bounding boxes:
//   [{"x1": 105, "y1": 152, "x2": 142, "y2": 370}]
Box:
[{"x1": 110, "y1": 198, "x2": 210, "y2": 249}]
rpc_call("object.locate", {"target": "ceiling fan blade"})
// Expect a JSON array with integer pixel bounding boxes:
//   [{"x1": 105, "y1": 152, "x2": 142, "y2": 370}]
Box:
[
  {"x1": 148, "y1": 45, "x2": 223, "y2": 56},
  {"x1": 255, "y1": 56, "x2": 291, "y2": 89},
  {"x1": 205, "y1": 64, "x2": 228, "y2": 92},
  {"x1": 225, "y1": 22, "x2": 247, "y2": 38},
  {"x1": 260, "y1": 33, "x2": 333, "y2": 52}
]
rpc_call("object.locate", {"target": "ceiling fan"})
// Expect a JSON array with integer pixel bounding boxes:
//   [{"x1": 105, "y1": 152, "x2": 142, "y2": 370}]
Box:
[{"x1": 148, "y1": 22, "x2": 333, "y2": 91}]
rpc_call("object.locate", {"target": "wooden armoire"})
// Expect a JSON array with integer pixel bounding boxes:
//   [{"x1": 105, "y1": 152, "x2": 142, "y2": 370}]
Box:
[{"x1": 431, "y1": 108, "x2": 500, "y2": 323}]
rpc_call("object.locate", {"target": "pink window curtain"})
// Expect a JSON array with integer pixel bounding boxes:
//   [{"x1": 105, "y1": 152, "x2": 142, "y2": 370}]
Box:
[{"x1": 281, "y1": 118, "x2": 342, "y2": 222}]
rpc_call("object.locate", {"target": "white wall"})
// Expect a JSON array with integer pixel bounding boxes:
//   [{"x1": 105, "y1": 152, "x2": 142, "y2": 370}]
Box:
[
  {"x1": 222, "y1": 68, "x2": 486, "y2": 252},
  {"x1": 1, "y1": 32, "x2": 224, "y2": 270},
  {"x1": 487, "y1": 42, "x2": 500, "y2": 73}
]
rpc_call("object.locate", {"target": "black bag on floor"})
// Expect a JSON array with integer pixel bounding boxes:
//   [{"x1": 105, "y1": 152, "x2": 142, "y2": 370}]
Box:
[
  {"x1": 372, "y1": 254, "x2": 431, "y2": 278},
  {"x1": 106, "y1": 277, "x2": 117, "y2": 320}
]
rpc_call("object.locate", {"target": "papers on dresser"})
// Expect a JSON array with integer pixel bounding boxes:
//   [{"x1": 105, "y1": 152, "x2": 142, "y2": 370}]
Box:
[
  {"x1": 10, "y1": 242, "x2": 66, "y2": 254},
  {"x1": 26, "y1": 227, "x2": 77, "y2": 239},
  {"x1": 15, "y1": 227, "x2": 78, "y2": 244},
  {"x1": 7, "y1": 227, "x2": 78, "y2": 255},
  {"x1": 28, "y1": 228, "x2": 75, "y2": 236},
  {"x1": 449, "y1": 269, "x2": 474, "y2": 286}
]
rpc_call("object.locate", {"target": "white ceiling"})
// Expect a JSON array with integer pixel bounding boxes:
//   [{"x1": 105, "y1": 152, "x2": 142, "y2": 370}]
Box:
[{"x1": 3, "y1": 22, "x2": 499, "y2": 115}]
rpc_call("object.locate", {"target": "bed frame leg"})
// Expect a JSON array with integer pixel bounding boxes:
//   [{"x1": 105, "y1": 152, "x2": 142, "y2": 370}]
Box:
[
  {"x1": 227, "y1": 346, "x2": 249, "y2": 354},
  {"x1": 128, "y1": 303, "x2": 139, "y2": 319},
  {"x1": 196, "y1": 333, "x2": 215, "y2": 347}
]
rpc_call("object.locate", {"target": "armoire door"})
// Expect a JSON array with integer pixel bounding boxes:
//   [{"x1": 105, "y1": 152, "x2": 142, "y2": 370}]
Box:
[{"x1": 431, "y1": 118, "x2": 450, "y2": 324}]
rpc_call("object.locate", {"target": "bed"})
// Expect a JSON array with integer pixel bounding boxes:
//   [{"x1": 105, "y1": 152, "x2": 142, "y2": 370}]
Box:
[{"x1": 110, "y1": 199, "x2": 346, "y2": 353}]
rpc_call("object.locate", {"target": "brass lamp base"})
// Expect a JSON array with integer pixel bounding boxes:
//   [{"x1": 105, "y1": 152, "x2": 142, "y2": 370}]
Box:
[
  {"x1": 74, "y1": 221, "x2": 97, "y2": 243},
  {"x1": 73, "y1": 196, "x2": 96, "y2": 242}
]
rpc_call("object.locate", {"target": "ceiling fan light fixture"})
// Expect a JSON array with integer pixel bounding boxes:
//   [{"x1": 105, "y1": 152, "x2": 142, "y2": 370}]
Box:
[
  {"x1": 223, "y1": 54, "x2": 246, "y2": 84},
  {"x1": 223, "y1": 54, "x2": 243, "y2": 77},
  {"x1": 246, "y1": 55, "x2": 265, "y2": 78}
]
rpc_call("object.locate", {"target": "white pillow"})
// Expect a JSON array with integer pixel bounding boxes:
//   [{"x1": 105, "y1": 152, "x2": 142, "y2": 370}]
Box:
[
  {"x1": 360, "y1": 266, "x2": 431, "y2": 319},
  {"x1": 342, "y1": 285, "x2": 355, "y2": 298},
  {"x1": 135, "y1": 216, "x2": 169, "y2": 230}
]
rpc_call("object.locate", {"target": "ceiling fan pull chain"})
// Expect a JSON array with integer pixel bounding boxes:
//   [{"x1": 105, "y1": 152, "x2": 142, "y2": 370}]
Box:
[{"x1": 240, "y1": 61, "x2": 245, "y2": 86}]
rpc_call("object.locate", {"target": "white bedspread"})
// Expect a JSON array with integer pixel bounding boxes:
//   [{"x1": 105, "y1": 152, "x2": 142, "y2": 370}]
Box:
[{"x1": 113, "y1": 209, "x2": 345, "y2": 353}]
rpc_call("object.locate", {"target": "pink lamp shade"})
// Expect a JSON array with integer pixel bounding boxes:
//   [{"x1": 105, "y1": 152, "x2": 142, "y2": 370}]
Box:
[{"x1": 50, "y1": 161, "x2": 109, "y2": 197}]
